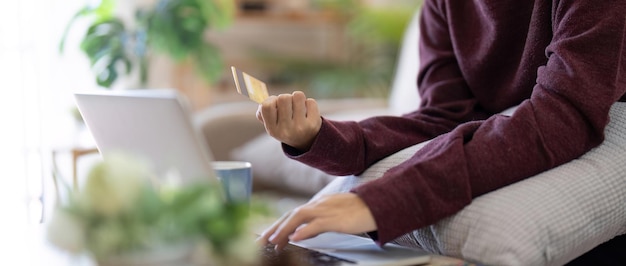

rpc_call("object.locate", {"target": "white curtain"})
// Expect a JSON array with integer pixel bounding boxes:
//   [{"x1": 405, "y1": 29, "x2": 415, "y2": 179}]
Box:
[{"x1": 0, "y1": 0, "x2": 97, "y2": 227}]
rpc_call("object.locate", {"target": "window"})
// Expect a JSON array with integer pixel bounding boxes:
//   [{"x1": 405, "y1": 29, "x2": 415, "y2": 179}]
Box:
[{"x1": 0, "y1": 0, "x2": 95, "y2": 227}]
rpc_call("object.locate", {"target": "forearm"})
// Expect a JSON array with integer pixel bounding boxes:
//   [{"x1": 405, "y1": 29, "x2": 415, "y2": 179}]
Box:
[{"x1": 283, "y1": 109, "x2": 475, "y2": 176}]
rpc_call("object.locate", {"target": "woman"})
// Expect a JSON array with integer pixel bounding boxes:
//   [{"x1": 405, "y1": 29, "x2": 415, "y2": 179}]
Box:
[{"x1": 257, "y1": 0, "x2": 626, "y2": 263}]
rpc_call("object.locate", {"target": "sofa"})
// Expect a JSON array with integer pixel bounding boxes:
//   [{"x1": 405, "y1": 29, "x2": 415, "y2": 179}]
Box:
[{"x1": 194, "y1": 8, "x2": 626, "y2": 266}]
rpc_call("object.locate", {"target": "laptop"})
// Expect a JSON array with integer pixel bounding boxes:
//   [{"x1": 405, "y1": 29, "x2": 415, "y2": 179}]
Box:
[
  {"x1": 74, "y1": 88, "x2": 215, "y2": 183},
  {"x1": 74, "y1": 88, "x2": 431, "y2": 266}
]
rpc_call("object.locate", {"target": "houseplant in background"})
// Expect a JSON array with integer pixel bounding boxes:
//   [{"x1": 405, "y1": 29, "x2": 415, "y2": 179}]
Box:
[
  {"x1": 46, "y1": 152, "x2": 266, "y2": 265},
  {"x1": 259, "y1": 0, "x2": 422, "y2": 98},
  {"x1": 59, "y1": 0, "x2": 236, "y2": 88}
]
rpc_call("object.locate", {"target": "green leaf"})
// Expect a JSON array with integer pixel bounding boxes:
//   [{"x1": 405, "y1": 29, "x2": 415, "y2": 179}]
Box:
[
  {"x1": 199, "y1": 0, "x2": 236, "y2": 29},
  {"x1": 80, "y1": 18, "x2": 131, "y2": 88},
  {"x1": 193, "y1": 44, "x2": 223, "y2": 84},
  {"x1": 93, "y1": 0, "x2": 117, "y2": 22},
  {"x1": 146, "y1": 0, "x2": 206, "y2": 59},
  {"x1": 59, "y1": 0, "x2": 118, "y2": 53},
  {"x1": 63, "y1": 0, "x2": 231, "y2": 89},
  {"x1": 96, "y1": 64, "x2": 117, "y2": 88}
]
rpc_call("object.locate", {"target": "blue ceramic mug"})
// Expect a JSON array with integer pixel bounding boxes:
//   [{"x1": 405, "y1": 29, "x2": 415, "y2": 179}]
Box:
[{"x1": 212, "y1": 161, "x2": 252, "y2": 203}]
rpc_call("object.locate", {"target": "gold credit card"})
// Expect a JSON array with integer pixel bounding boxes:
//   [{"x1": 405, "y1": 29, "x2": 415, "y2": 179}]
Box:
[{"x1": 231, "y1": 66, "x2": 269, "y2": 104}]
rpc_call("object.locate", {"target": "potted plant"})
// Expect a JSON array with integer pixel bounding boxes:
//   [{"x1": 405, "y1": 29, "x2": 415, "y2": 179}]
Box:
[
  {"x1": 46, "y1": 152, "x2": 267, "y2": 265},
  {"x1": 59, "y1": 0, "x2": 236, "y2": 88}
]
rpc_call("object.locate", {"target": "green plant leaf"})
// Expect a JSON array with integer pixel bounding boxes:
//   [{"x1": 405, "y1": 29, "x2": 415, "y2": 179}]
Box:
[
  {"x1": 199, "y1": 0, "x2": 236, "y2": 29},
  {"x1": 147, "y1": 0, "x2": 207, "y2": 60},
  {"x1": 80, "y1": 18, "x2": 131, "y2": 88},
  {"x1": 62, "y1": 0, "x2": 230, "y2": 89},
  {"x1": 193, "y1": 44, "x2": 223, "y2": 84},
  {"x1": 93, "y1": 0, "x2": 117, "y2": 22},
  {"x1": 59, "y1": 0, "x2": 117, "y2": 53}
]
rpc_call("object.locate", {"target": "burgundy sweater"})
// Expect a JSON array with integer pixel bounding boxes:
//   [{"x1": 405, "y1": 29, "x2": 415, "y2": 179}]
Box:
[{"x1": 284, "y1": 0, "x2": 626, "y2": 244}]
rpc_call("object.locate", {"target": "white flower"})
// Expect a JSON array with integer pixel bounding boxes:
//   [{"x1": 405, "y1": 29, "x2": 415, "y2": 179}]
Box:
[
  {"x1": 46, "y1": 208, "x2": 86, "y2": 254},
  {"x1": 81, "y1": 152, "x2": 152, "y2": 216}
]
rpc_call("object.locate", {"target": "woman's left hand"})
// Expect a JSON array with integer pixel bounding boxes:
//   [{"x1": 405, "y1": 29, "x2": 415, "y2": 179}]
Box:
[{"x1": 257, "y1": 193, "x2": 377, "y2": 251}]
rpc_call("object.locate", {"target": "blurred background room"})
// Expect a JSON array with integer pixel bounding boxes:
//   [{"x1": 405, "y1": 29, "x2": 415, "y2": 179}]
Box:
[{"x1": 0, "y1": 0, "x2": 421, "y2": 263}]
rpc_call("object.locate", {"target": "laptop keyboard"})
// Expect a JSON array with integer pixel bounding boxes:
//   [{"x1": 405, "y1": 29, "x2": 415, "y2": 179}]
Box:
[{"x1": 260, "y1": 243, "x2": 355, "y2": 266}]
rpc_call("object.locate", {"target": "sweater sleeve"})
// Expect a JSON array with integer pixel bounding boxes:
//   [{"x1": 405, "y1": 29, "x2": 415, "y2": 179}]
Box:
[
  {"x1": 283, "y1": 2, "x2": 490, "y2": 176},
  {"x1": 351, "y1": 1, "x2": 626, "y2": 244}
]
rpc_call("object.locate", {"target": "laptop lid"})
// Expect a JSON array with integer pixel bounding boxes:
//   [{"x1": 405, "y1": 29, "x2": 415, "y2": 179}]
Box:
[{"x1": 74, "y1": 89, "x2": 216, "y2": 183}]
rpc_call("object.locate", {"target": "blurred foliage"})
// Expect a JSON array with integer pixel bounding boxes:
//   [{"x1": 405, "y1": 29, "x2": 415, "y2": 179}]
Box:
[
  {"x1": 60, "y1": 0, "x2": 235, "y2": 88},
  {"x1": 261, "y1": 1, "x2": 423, "y2": 99},
  {"x1": 312, "y1": 0, "x2": 361, "y2": 17},
  {"x1": 48, "y1": 152, "x2": 270, "y2": 262}
]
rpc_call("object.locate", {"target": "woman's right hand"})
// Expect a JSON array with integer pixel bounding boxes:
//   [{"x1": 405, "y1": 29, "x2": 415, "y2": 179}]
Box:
[{"x1": 256, "y1": 91, "x2": 322, "y2": 152}]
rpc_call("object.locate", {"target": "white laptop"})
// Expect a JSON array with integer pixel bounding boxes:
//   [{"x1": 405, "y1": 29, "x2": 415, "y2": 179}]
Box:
[
  {"x1": 74, "y1": 88, "x2": 216, "y2": 182},
  {"x1": 74, "y1": 88, "x2": 431, "y2": 266}
]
